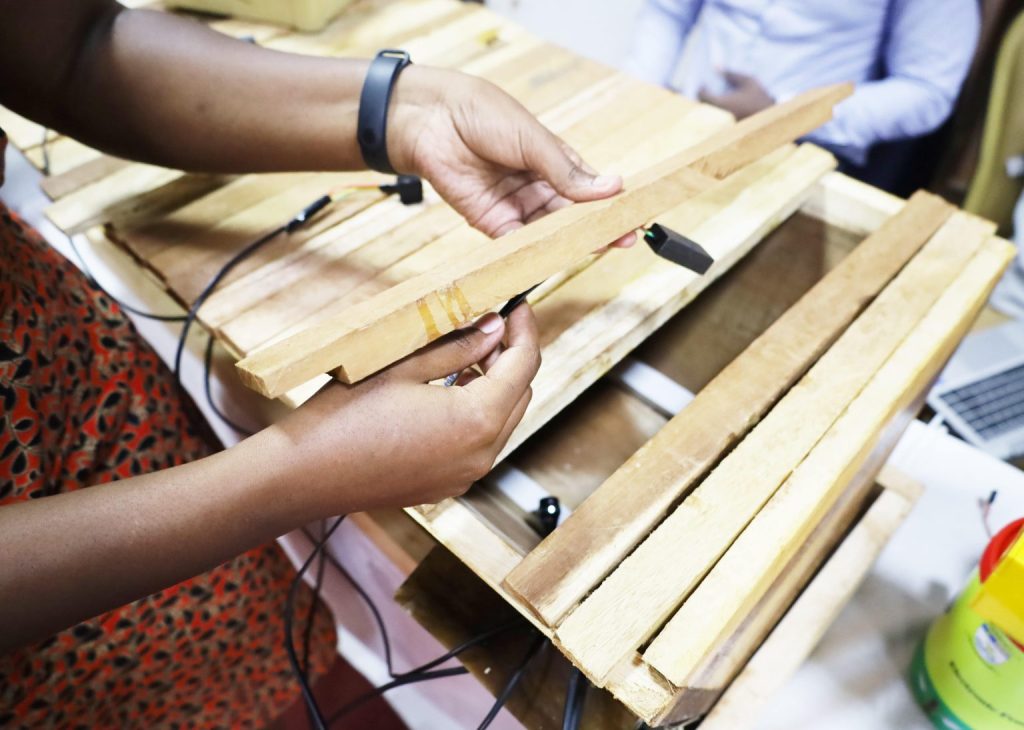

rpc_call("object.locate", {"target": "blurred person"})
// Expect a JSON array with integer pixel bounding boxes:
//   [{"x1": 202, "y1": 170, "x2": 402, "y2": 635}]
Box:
[{"x1": 626, "y1": 0, "x2": 980, "y2": 172}]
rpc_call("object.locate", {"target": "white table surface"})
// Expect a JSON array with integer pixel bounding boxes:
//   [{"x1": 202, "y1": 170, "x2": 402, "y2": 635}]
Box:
[{"x1": 5, "y1": 143, "x2": 1024, "y2": 730}]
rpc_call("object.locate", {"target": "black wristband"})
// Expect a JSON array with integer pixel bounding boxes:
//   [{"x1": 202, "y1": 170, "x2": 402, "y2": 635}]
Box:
[{"x1": 357, "y1": 49, "x2": 412, "y2": 174}]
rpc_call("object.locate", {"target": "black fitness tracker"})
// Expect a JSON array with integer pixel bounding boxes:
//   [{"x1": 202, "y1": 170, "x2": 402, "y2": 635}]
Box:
[{"x1": 357, "y1": 49, "x2": 413, "y2": 174}]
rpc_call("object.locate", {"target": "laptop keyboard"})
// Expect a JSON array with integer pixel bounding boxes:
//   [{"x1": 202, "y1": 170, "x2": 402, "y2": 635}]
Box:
[{"x1": 938, "y1": 363, "x2": 1024, "y2": 439}]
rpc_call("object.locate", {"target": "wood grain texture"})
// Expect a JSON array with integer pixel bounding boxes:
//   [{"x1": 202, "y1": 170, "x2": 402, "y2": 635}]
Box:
[
  {"x1": 502, "y1": 191, "x2": 951, "y2": 630},
  {"x1": 236, "y1": 86, "x2": 848, "y2": 396},
  {"x1": 215, "y1": 77, "x2": 706, "y2": 357},
  {"x1": 644, "y1": 238, "x2": 1008, "y2": 685},
  {"x1": 395, "y1": 547, "x2": 640, "y2": 730},
  {"x1": 698, "y1": 488, "x2": 922, "y2": 730},
  {"x1": 416, "y1": 144, "x2": 834, "y2": 525},
  {"x1": 553, "y1": 211, "x2": 994, "y2": 685}
]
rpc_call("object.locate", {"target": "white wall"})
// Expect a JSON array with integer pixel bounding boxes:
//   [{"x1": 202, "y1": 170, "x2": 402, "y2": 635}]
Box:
[{"x1": 485, "y1": 0, "x2": 646, "y2": 69}]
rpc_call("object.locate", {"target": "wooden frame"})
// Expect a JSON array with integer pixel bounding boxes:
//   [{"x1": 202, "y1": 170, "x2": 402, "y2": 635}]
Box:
[{"x1": 1, "y1": 1, "x2": 1011, "y2": 724}]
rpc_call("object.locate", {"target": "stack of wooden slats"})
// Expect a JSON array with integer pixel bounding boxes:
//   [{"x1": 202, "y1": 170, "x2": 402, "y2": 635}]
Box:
[{"x1": 1, "y1": 0, "x2": 1014, "y2": 725}]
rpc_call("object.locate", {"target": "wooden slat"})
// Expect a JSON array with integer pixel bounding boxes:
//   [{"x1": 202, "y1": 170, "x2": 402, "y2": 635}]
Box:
[
  {"x1": 395, "y1": 546, "x2": 639, "y2": 730},
  {"x1": 496, "y1": 144, "x2": 834, "y2": 462},
  {"x1": 683, "y1": 84, "x2": 851, "y2": 180},
  {"x1": 0, "y1": 106, "x2": 50, "y2": 150},
  {"x1": 204, "y1": 76, "x2": 691, "y2": 343},
  {"x1": 698, "y1": 487, "x2": 922, "y2": 730},
  {"x1": 236, "y1": 85, "x2": 850, "y2": 396},
  {"x1": 645, "y1": 238, "x2": 1008, "y2": 684},
  {"x1": 41, "y1": 156, "x2": 131, "y2": 201},
  {"x1": 553, "y1": 211, "x2": 995, "y2": 685},
  {"x1": 46, "y1": 164, "x2": 230, "y2": 234},
  {"x1": 502, "y1": 191, "x2": 952, "y2": 628},
  {"x1": 43, "y1": 0, "x2": 507, "y2": 236},
  {"x1": 23, "y1": 135, "x2": 102, "y2": 176},
  {"x1": 406, "y1": 145, "x2": 831, "y2": 530},
  {"x1": 665, "y1": 398, "x2": 923, "y2": 715}
]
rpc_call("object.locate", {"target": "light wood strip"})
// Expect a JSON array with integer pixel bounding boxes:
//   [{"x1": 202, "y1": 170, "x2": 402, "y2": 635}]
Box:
[
  {"x1": 207, "y1": 74, "x2": 675, "y2": 343},
  {"x1": 221, "y1": 97, "x2": 721, "y2": 359},
  {"x1": 554, "y1": 211, "x2": 995, "y2": 685},
  {"x1": 800, "y1": 169, "x2": 903, "y2": 236},
  {"x1": 236, "y1": 86, "x2": 848, "y2": 395},
  {"x1": 24, "y1": 136, "x2": 102, "y2": 176},
  {"x1": 0, "y1": 106, "x2": 51, "y2": 150},
  {"x1": 498, "y1": 146, "x2": 835, "y2": 462},
  {"x1": 45, "y1": 0, "x2": 498, "y2": 236},
  {"x1": 501, "y1": 190, "x2": 952, "y2": 628},
  {"x1": 662, "y1": 412, "x2": 918, "y2": 724},
  {"x1": 698, "y1": 487, "x2": 922, "y2": 730},
  {"x1": 41, "y1": 156, "x2": 131, "y2": 201},
  {"x1": 644, "y1": 237, "x2": 1009, "y2": 685}
]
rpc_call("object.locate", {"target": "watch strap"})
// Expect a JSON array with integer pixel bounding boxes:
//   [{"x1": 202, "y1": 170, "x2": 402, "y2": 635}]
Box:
[{"x1": 357, "y1": 49, "x2": 412, "y2": 174}]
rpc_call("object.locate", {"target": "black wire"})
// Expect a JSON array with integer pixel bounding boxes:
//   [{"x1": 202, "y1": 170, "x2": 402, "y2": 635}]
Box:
[
  {"x1": 562, "y1": 666, "x2": 587, "y2": 730},
  {"x1": 65, "y1": 231, "x2": 187, "y2": 322},
  {"x1": 285, "y1": 514, "x2": 346, "y2": 730},
  {"x1": 305, "y1": 526, "x2": 396, "y2": 676},
  {"x1": 477, "y1": 632, "x2": 546, "y2": 730},
  {"x1": 307, "y1": 525, "x2": 525, "y2": 682},
  {"x1": 303, "y1": 519, "x2": 329, "y2": 676},
  {"x1": 202, "y1": 335, "x2": 256, "y2": 435},
  {"x1": 173, "y1": 222, "x2": 288, "y2": 381},
  {"x1": 40, "y1": 127, "x2": 51, "y2": 176},
  {"x1": 327, "y1": 666, "x2": 470, "y2": 726}
]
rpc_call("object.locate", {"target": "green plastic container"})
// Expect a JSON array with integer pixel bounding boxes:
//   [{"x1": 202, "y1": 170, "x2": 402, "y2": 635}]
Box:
[{"x1": 909, "y1": 520, "x2": 1024, "y2": 730}]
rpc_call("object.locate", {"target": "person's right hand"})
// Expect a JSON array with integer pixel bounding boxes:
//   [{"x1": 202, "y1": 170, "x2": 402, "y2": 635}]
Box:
[{"x1": 261, "y1": 304, "x2": 540, "y2": 515}]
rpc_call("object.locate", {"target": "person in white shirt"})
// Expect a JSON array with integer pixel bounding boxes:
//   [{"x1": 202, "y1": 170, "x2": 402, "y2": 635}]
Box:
[{"x1": 626, "y1": 0, "x2": 980, "y2": 169}]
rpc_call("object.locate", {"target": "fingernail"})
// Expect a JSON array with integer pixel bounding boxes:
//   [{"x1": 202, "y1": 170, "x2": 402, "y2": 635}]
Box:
[
  {"x1": 593, "y1": 174, "x2": 619, "y2": 188},
  {"x1": 474, "y1": 312, "x2": 502, "y2": 334}
]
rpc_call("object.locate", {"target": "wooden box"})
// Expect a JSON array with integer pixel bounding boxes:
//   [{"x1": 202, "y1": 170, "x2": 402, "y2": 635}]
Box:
[
  {"x1": 0, "y1": 0, "x2": 1012, "y2": 724},
  {"x1": 171, "y1": 0, "x2": 355, "y2": 32}
]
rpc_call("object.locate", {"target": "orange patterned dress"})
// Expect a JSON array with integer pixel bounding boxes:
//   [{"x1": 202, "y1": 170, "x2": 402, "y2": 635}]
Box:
[{"x1": 0, "y1": 130, "x2": 336, "y2": 727}]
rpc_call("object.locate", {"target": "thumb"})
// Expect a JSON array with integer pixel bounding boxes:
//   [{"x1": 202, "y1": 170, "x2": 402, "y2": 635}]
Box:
[
  {"x1": 390, "y1": 312, "x2": 506, "y2": 383},
  {"x1": 723, "y1": 70, "x2": 754, "y2": 89},
  {"x1": 523, "y1": 123, "x2": 622, "y2": 203}
]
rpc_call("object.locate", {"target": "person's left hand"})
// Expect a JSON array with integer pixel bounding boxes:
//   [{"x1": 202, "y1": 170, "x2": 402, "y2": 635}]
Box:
[
  {"x1": 698, "y1": 71, "x2": 774, "y2": 120},
  {"x1": 387, "y1": 66, "x2": 636, "y2": 247}
]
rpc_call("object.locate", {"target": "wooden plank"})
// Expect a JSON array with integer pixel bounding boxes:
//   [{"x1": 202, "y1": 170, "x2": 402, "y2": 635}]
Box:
[
  {"x1": 40, "y1": 155, "x2": 131, "y2": 201},
  {"x1": 634, "y1": 210, "x2": 864, "y2": 393},
  {"x1": 496, "y1": 144, "x2": 834, "y2": 462},
  {"x1": 23, "y1": 135, "x2": 102, "y2": 176},
  {"x1": 661, "y1": 409, "x2": 920, "y2": 724},
  {"x1": 217, "y1": 203, "x2": 465, "y2": 353},
  {"x1": 44, "y1": 1, "x2": 506, "y2": 237},
  {"x1": 149, "y1": 175, "x2": 381, "y2": 304},
  {"x1": 644, "y1": 238, "x2": 1011, "y2": 686},
  {"x1": 218, "y1": 81, "x2": 711, "y2": 360},
  {"x1": 553, "y1": 211, "x2": 994, "y2": 685},
  {"x1": 395, "y1": 546, "x2": 639, "y2": 730},
  {"x1": 800, "y1": 169, "x2": 903, "y2": 237},
  {"x1": 265, "y1": 0, "x2": 475, "y2": 57},
  {"x1": 683, "y1": 84, "x2": 851, "y2": 180},
  {"x1": 501, "y1": 191, "x2": 952, "y2": 628},
  {"x1": 46, "y1": 164, "x2": 230, "y2": 234},
  {"x1": 698, "y1": 487, "x2": 922, "y2": 730},
  {"x1": 416, "y1": 143, "x2": 830, "y2": 581},
  {"x1": 0, "y1": 106, "x2": 51, "y2": 150},
  {"x1": 507, "y1": 381, "x2": 667, "y2": 511},
  {"x1": 236, "y1": 85, "x2": 851, "y2": 396},
  {"x1": 204, "y1": 74, "x2": 679, "y2": 342},
  {"x1": 405, "y1": 499, "x2": 551, "y2": 635}
]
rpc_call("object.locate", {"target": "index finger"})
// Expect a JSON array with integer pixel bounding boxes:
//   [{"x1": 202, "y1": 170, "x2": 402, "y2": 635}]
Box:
[{"x1": 463, "y1": 304, "x2": 540, "y2": 414}]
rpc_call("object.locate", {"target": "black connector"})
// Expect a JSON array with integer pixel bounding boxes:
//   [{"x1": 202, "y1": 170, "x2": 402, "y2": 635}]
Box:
[
  {"x1": 286, "y1": 194, "x2": 332, "y2": 232},
  {"x1": 644, "y1": 223, "x2": 714, "y2": 274},
  {"x1": 528, "y1": 496, "x2": 561, "y2": 537},
  {"x1": 380, "y1": 174, "x2": 424, "y2": 205}
]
